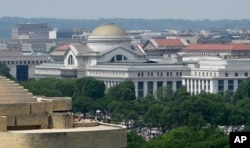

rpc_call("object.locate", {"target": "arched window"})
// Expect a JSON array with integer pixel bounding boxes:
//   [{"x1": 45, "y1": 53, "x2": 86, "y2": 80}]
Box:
[
  {"x1": 68, "y1": 55, "x2": 74, "y2": 65},
  {"x1": 110, "y1": 55, "x2": 128, "y2": 62}
]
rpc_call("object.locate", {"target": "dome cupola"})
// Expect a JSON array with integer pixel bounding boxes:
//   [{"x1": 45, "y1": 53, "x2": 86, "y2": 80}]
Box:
[{"x1": 87, "y1": 23, "x2": 131, "y2": 52}]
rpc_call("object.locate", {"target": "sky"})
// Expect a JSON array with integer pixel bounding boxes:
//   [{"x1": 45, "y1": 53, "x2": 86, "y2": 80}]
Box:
[{"x1": 0, "y1": 0, "x2": 250, "y2": 20}]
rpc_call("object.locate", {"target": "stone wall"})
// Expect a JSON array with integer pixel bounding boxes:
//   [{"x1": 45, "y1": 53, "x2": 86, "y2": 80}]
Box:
[
  {"x1": 0, "y1": 126, "x2": 127, "y2": 148},
  {"x1": 0, "y1": 101, "x2": 53, "y2": 116},
  {"x1": 52, "y1": 113, "x2": 73, "y2": 129},
  {"x1": 43, "y1": 97, "x2": 72, "y2": 111},
  {"x1": 0, "y1": 116, "x2": 7, "y2": 131},
  {"x1": 7, "y1": 114, "x2": 49, "y2": 129}
]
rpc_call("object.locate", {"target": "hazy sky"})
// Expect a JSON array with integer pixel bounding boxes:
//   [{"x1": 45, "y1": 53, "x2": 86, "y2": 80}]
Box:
[{"x1": 0, "y1": 0, "x2": 250, "y2": 20}]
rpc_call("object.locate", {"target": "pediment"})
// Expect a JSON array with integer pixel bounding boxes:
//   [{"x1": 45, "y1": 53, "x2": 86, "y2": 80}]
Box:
[
  {"x1": 100, "y1": 45, "x2": 143, "y2": 56},
  {"x1": 98, "y1": 45, "x2": 145, "y2": 62}
]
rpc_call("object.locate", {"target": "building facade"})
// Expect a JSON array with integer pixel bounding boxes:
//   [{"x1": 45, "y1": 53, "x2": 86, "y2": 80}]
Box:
[
  {"x1": 182, "y1": 58, "x2": 249, "y2": 95},
  {"x1": 35, "y1": 23, "x2": 190, "y2": 98},
  {"x1": 12, "y1": 23, "x2": 52, "y2": 39},
  {"x1": 181, "y1": 43, "x2": 250, "y2": 59},
  {"x1": 143, "y1": 38, "x2": 189, "y2": 58},
  {"x1": 0, "y1": 50, "x2": 49, "y2": 81}
]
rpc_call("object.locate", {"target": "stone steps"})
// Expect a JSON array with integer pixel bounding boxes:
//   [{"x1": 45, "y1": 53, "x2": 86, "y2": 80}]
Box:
[{"x1": 0, "y1": 76, "x2": 37, "y2": 104}]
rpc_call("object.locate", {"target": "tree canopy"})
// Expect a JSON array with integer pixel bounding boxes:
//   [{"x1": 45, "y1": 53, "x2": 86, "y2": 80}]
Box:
[
  {"x1": 20, "y1": 76, "x2": 250, "y2": 147},
  {"x1": 0, "y1": 62, "x2": 14, "y2": 80}
]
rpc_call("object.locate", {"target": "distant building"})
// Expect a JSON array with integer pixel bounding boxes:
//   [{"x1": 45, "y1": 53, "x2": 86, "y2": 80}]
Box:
[
  {"x1": 181, "y1": 43, "x2": 250, "y2": 59},
  {"x1": 0, "y1": 50, "x2": 49, "y2": 81},
  {"x1": 12, "y1": 23, "x2": 52, "y2": 39},
  {"x1": 182, "y1": 58, "x2": 249, "y2": 95},
  {"x1": 143, "y1": 37, "x2": 189, "y2": 58},
  {"x1": 35, "y1": 23, "x2": 190, "y2": 98},
  {"x1": 53, "y1": 28, "x2": 89, "y2": 39},
  {"x1": 50, "y1": 44, "x2": 70, "y2": 63},
  {"x1": 180, "y1": 43, "x2": 250, "y2": 95}
]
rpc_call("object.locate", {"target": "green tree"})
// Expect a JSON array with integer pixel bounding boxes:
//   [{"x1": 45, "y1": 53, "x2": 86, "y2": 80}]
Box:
[
  {"x1": 143, "y1": 104, "x2": 164, "y2": 128},
  {"x1": 234, "y1": 78, "x2": 250, "y2": 100},
  {"x1": 56, "y1": 79, "x2": 76, "y2": 97},
  {"x1": 75, "y1": 77, "x2": 105, "y2": 99},
  {"x1": 0, "y1": 62, "x2": 14, "y2": 80},
  {"x1": 175, "y1": 85, "x2": 189, "y2": 101},
  {"x1": 107, "y1": 81, "x2": 135, "y2": 100},
  {"x1": 156, "y1": 85, "x2": 174, "y2": 102},
  {"x1": 147, "y1": 126, "x2": 229, "y2": 148},
  {"x1": 127, "y1": 131, "x2": 146, "y2": 148},
  {"x1": 72, "y1": 96, "x2": 94, "y2": 113}
]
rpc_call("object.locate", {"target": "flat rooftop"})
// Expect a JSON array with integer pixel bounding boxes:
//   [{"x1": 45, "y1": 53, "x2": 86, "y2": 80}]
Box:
[{"x1": 7, "y1": 124, "x2": 126, "y2": 134}]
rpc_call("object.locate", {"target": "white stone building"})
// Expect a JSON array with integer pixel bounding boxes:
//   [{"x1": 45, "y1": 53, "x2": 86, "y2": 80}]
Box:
[
  {"x1": 35, "y1": 23, "x2": 190, "y2": 98},
  {"x1": 0, "y1": 50, "x2": 49, "y2": 81},
  {"x1": 182, "y1": 58, "x2": 250, "y2": 95}
]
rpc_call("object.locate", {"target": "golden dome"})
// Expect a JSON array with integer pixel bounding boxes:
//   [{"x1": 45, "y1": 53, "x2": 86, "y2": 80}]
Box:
[{"x1": 90, "y1": 23, "x2": 128, "y2": 36}]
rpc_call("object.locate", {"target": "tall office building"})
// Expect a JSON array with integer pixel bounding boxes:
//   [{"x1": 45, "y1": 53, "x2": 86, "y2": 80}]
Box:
[{"x1": 12, "y1": 23, "x2": 52, "y2": 39}]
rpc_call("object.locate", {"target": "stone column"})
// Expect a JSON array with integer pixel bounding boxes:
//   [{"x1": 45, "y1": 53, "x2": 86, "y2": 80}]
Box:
[
  {"x1": 134, "y1": 81, "x2": 138, "y2": 98},
  {"x1": 173, "y1": 81, "x2": 177, "y2": 92},
  {"x1": 224, "y1": 80, "x2": 228, "y2": 92},
  {"x1": 143, "y1": 81, "x2": 147, "y2": 97},
  {"x1": 190, "y1": 79, "x2": 193, "y2": 94},
  {"x1": 234, "y1": 80, "x2": 238, "y2": 92}
]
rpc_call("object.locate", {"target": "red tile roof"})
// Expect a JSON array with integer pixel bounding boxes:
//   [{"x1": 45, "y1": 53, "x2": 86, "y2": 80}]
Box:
[
  {"x1": 154, "y1": 38, "x2": 185, "y2": 47},
  {"x1": 182, "y1": 44, "x2": 250, "y2": 51},
  {"x1": 55, "y1": 45, "x2": 69, "y2": 51}
]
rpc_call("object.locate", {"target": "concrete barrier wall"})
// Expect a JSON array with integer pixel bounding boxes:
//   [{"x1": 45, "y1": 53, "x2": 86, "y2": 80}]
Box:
[
  {"x1": 0, "y1": 127, "x2": 127, "y2": 148},
  {"x1": 45, "y1": 97, "x2": 72, "y2": 111},
  {"x1": 7, "y1": 114, "x2": 49, "y2": 128},
  {"x1": 52, "y1": 113, "x2": 73, "y2": 129},
  {"x1": 0, "y1": 101, "x2": 53, "y2": 116},
  {"x1": 0, "y1": 116, "x2": 7, "y2": 131}
]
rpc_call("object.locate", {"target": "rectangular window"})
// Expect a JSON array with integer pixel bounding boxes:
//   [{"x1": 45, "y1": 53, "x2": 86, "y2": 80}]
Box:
[
  {"x1": 238, "y1": 80, "x2": 243, "y2": 86},
  {"x1": 225, "y1": 73, "x2": 228, "y2": 77},
  {"x1": 176, "y1": 81, "x2": 182, "y2": 91},
  {"x1": 218, "y1": 80, "x2": 224, "y2": 95},
  {"x1": 176, "y1": 72, "x2": 179, "y2": 76},
  {"x1": 167, "y1": 81, "x2": 173, "y2": 88},
  {"x1": 180, "y1": 72, "x2": 182, "y2": 76},
  {"x1": 235, "y1": 73, "x2": 238, "y2": 77},
  {"x1": 228, "y1": 80, "x2": 234, "y2": 93},
  {"x1": 167, "y1": 72, "x2": 169, "y2": 76},
  {"x1": 147, "y1": 81, "x2": 154, "y2": 94},
  {"x1": 157, "y1": 81, "x2": 163, "y2": 88},
  {"x1": 245, "y1": 73, "x2": 248, "y2": 77},
  {"x1": 138, "y1": 82, "x2": 144, "y2": 98},
  {"x1": 16, "y1": 65, "x2": 29, "y2": 81}
]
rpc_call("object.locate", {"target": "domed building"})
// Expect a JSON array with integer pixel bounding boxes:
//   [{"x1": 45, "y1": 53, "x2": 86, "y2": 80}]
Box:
[
  {"x1": 36, "y1": 23, "x2": 189, "y2": 98},
  {"x1": 87, "y1": 23, "x2": 132, "y2": 52}
]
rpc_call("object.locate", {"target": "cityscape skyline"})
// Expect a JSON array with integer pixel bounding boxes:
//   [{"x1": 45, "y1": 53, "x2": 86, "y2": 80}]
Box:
[{"x1": 0, "y1": 0, "x2": 250, "y2": 20}]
